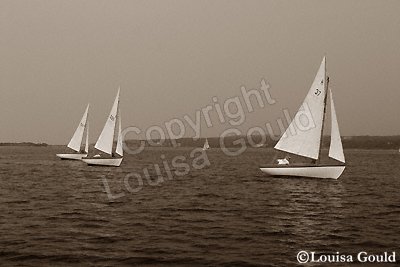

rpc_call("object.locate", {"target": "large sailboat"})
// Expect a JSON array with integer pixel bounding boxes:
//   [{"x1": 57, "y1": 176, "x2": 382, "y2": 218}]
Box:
[
  {"x1": 260, "y1": 57, "x2": 345, "y2": 179},
  {"x1": 56, "y1": 104, "x2": 90, "y2": 160},
  {"x1": 82, "y1": 88, "x2": 123, "y2": 167}
]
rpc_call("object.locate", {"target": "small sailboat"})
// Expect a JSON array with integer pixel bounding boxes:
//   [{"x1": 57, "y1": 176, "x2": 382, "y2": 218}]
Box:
[
  {"x1": 202, "y1": 138, "x2": 210, "y2": 150},
  {"x1": 82, "y1": 88, "x2": 123, "y2": 167},
  {"x1": 260, "y1": 57, "x2": 345, "y2": 179},
  {"x1": 56, "y1": 104, "x2": 90, "y2": 160}
]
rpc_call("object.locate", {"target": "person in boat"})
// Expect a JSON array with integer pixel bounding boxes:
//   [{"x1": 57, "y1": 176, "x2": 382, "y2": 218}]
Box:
[{"x1": 277, "y1": 156, "x2": 290, "y2": 165}]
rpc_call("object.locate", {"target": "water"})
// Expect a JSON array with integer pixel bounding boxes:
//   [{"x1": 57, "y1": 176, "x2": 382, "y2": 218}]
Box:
[{"x1": 0, "y1": 146, "x2": 399, "y2": 266}]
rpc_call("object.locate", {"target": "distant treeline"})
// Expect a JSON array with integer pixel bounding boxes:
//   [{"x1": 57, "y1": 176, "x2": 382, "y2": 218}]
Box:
[
  {"x1": 332, "y1": 136, "x2": 400, "y2": 150},
  {"x1": 0, "y1": 142, "x2": 48, "y2": 147},
  {"x1": 2, "y1": 136, "x2": 399, "y2": 149},
  {"x1": 125, "y1": 135, "x2": 400, "y2": 150}
]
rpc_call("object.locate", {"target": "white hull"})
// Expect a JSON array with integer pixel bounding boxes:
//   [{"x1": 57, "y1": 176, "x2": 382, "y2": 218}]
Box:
[
  {"x1": 56, "y1": 153, "x2": 88, "y2": 160},
  {"x1": 82, "y1": 158, "x2": 123, "y2": 167},
  {"x1": 260, "y1": 165, "x2": 345, "y2": 179}
]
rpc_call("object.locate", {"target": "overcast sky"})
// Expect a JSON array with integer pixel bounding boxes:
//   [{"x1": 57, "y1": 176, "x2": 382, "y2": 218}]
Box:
[{"x1": 1, "y1": 0, "x2": 399, "y2": 144}]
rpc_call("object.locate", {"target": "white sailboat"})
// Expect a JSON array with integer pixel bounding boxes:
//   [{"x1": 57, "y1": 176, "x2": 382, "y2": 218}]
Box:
[
  {"x1": 82, "y1": 88, "x2": 123, "y2": 167},
  {"x1": 56, "y1": 104, "x2": 90, "y2": 160},
  {"x1": 202, "y1": 138, "x2": 210, "y2": 150},
  {"x1": 260, "y1": 57, "x2": 346, "y2": 179}
]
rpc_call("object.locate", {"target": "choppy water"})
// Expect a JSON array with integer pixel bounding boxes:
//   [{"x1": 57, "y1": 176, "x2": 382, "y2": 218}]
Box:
[{"x1": 0, "y1": 146, "x2": 399, "y2": 266}]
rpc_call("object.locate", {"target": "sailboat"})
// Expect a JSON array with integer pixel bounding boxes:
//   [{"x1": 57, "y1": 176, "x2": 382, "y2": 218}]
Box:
[
  {"x1": 82, "y1": 88, "x2": 123, "y2": 167},
  {"x1": 260, "y1": 57, "x2": 346, "y2": 179},
  {"x1": 56, "y1": 104, "x2": 90, "y2": 160},
  {"x1": 202, "y1": 138, "x2": 210, "y2": 150}
]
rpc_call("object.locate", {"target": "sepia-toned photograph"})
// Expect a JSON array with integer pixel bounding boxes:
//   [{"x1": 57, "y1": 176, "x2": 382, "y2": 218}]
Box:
[{"x1": 1, "y1": 0, "x2": 399, "y2": 266}]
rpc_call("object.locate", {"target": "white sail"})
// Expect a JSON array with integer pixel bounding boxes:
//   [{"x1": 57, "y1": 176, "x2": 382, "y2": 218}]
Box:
[
  {"x1": 67, "y1": 104, "x2": 90, "y2": 152},
  {"x1": 94, "y1": 88, "x2": 120, "y2": 155},
  {"x1": 274, "y1": 57, "x2": 327, "y2": 160},
  {"x1": 84, "y1": 120, "x2": 89, "y2": 154},
  {"x1": 203, "y1": 138, "x2": 210, "y2": 150},
  {"x1": 328, "y1": 89, "x2": 345, "y2": 163},
  {"x1": 115, "y1": 109, "x2": 123, "y2": 157}
]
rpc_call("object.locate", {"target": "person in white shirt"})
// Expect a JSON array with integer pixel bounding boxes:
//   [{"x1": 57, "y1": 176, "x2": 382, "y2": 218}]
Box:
[{"x1": 277, "y1": 156, "x2": 290, "y2": 165}]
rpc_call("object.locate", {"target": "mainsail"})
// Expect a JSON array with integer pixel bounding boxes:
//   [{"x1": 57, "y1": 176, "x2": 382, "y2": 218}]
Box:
[
  {"x1": 67, "y1": 104, "x2": 90, "y2": 152},
  {"x1": 328, "y1": 89, "x2": 345, "y2": 163},
  {"x1": 115, "y1": 110, "x2": 123, "y2": 157},
  {"x1": 274, "y1": 57, "x2": 327, "y2": 160},
  {"x1": 94, "y1": 88, "x2": 120, "y2": 155}
]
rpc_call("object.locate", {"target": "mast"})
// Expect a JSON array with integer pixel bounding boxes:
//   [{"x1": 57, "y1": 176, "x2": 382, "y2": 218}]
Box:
[
  {"x1": 316, "y1": 57, "x2": 329, "y2": 164},
  {"x1": 84, "y1": 106, "x2": 89, "y2": 153},
  {"x1": 112, "y1": 92, "x2": 120, "y2": 157}
]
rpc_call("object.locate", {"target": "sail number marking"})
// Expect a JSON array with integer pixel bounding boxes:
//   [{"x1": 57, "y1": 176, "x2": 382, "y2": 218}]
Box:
[{"x1": 315, "y1": 88, "x2": 322, "y2": 96}]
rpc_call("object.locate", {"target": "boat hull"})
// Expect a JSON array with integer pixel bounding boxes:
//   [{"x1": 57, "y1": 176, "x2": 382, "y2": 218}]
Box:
[
  {"x1": 259, "y1": 165, "x2": 345, "y2": 179},
  {"x1": 82, "y1": 158, "x2": 123, "y2": 167},
  {"x1": 56, "y1": 153, "x2": 88, "y2": 160}
]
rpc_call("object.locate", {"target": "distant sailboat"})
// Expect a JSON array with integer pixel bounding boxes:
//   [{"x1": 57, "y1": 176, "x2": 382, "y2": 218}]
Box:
[
  {"x1": 260, "y1": 57, "x2": 346, "y2": 179},
  {"x1": 202, "y1": 138, "x2": 210, "y2": 151},
  {"x1": 56, "y1": 104, "x2": 90, "y2": 160},
  {"x1": 82, "y1": 88, "x2": 123, "y2": 167}
]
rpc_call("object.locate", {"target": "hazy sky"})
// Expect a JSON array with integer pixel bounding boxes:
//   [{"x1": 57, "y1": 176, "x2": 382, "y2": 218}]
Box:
[{"x1": 1, "y1": 0, "x2": 399, "y2": 144}]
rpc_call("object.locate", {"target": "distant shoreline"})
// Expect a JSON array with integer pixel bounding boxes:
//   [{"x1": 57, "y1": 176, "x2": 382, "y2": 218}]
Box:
[
  {"x1": 123, "y1": 135, "x2": 400, "y2": 150},
  {"x1": 1, "y1": 135, "x2": 400, "y2": 150},
  {"x1": 0, "y1": 142, "x2": 48, "y2": 147}
]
